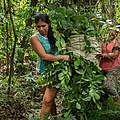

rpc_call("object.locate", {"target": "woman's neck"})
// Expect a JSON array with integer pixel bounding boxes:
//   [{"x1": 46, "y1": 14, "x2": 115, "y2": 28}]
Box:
[
  {"x1": 43, "y1": 34, "x2": 48, "y2": 38},
  {"x1": 39, "y1": 32, "x2": 48, "y2": 38}
]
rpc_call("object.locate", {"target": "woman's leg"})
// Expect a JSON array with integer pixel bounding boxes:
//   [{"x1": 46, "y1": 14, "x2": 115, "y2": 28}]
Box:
[
  {"x1": 40, "y1": 87, "x2": 58, "y2": 117},
  {"x1": 51, "y1": 100, "x2": 57, "y2": 115}
]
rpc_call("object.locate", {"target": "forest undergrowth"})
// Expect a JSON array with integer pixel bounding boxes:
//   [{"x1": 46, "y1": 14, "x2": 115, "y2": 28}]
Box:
[{"x1": 0, "y1": 63, "x2": 64, "y2": 120}]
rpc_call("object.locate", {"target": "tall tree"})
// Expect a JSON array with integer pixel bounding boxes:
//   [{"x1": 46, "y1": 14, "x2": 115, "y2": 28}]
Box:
[{"x1": 7, "y1": 0, "x2": 17, "y2": 94}]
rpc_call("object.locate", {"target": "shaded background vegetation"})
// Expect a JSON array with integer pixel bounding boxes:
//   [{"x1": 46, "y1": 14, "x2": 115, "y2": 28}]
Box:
[{"x1": 0, "y1": 0, "x2": 120, "y2": 119}]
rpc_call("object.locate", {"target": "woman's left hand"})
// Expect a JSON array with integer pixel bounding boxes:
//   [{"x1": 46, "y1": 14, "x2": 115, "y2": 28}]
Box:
[{"x1": 63, "y1": 55, "x2": 70, "y2": 61}]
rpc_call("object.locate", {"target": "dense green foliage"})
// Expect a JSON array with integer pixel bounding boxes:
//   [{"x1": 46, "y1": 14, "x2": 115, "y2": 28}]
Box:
[
  {"x1": 39, "y1": 51, "x2": 105, "y2": 119},
  {"x1": 1, "y1": 0, "x2": 120, "y2": 119}
]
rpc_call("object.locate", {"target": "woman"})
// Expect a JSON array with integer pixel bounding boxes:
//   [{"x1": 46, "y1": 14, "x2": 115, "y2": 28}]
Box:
[
  {"x1": 96, "y1": 28, "x2": 120, "y2": 103},
  {"x1": 30, "y1": 12, "x2": 70, "y2": 118}
]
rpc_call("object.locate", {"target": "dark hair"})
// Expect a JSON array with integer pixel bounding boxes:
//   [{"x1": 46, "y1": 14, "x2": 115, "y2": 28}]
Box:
[
  {"x1": 109, "y1": 29, "x2": 116, "y2": 40},
  {"x1": 35, "y1": 13, "x2": 57, "y2": 51}
]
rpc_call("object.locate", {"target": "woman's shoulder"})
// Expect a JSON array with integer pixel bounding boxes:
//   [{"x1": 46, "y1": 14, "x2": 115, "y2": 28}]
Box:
[
  {"x1": 30, "y1": 33, "x2": 41, "y2": 42},
  {"x1": 31, "y1": 32, "x2": 43, "y2": 38},
  {"x1": 35, "y1": 32, "x2": 48, "y2": 40},
  {"x1": 30, "y1": 34, "x2": 38, "y2": 40}
]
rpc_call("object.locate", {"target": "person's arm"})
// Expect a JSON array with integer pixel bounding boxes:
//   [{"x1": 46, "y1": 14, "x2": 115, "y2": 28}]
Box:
[
  {"x1": 95, "y1": 51, "x2": 119, "y2": 60},
  {"x1": 102, "y1": 50, "x2": 119, "y2": 59},
  {"x1": 30, "y1": 35, "x2": 70, "y2": 61},
  {"x1": 102, "y1": 38, "x2": 120, "y2": 59}
]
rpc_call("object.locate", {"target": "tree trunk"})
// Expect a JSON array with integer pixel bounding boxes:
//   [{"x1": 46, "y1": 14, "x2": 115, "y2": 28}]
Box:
[
  {"x1": 7, "y1": 0, "x2": 17, "y2": 94},
  {"x1": 3, "y1": 0, "x2": 9, "y2": 76},
  {"x1": 110, "y1": 0, "x2": 115, "y2": 23}
]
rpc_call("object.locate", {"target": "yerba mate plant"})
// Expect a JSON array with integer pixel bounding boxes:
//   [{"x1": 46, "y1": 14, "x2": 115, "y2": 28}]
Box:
[{"x1": 37, "y1": 51, "x2": 106, "y2": 119}]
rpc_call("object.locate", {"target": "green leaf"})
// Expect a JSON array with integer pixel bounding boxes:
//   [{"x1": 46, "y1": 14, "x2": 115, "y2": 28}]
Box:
[
  {"x1": 54, "y1": 61, "x2": 60, "y2": 65},
  {"x1": 64, "y1": 110, "x2": 71, "y2": 118},
  {"x1": 89, "y1": 89, "x2": 95, "y2": 98},
  {"x1": 96, "y1": 103, "x2": 101, "y2": 110},
  {"x1": 75, "y1": 69, "x2": 84, "y2": 75},
  {"x1": 94, "y1": 93, "x2": 100, "y2": 100},
  {"x1": 58, "y1": 73, "x2": 64, "y2": 78},
  {"x1": 82, "y1": 78, "x2": 90, "y2": 81},
  {"x1": 74, "y1": 59, "x2": 81, "y2": 66},
  {"x1": 71, "y1": 30, "x2": 79, "y2": 34},
  {"x1": 61, "y1": 37, "x2": 66, "y2": 48},
  {"x1": 82, "y1": 91, "x2": 87, "y2": 95},
  {"x1": 0, "y1": 76, "x2": 8, "y2": 85},
  {"x1": 80, "y1": 60, "x2": 84, "y2": 67},
  {"x1": 94, "y1": 74, "x2": 106, "y2": 81},
  {"x1": 61, "y1": 80, "x2": 66, "y2": 88},
  {"x1": 82, "y1": 97, "x2": 91, "y2": 101},
  {"x1": 76, "y1": 102, "x2": 81, "y2": 110},
  {"x1": 59, "y1": 76, "x2": 64, "y2": 81}
]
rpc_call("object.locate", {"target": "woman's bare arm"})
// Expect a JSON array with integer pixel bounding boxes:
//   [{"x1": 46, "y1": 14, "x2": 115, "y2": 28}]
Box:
[{"x1": 30, "y1": 35, "x2": 70, "y2": 61}]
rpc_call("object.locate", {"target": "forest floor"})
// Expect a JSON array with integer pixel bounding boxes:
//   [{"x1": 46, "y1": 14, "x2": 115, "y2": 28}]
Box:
[{"x1": 0, "y1": 64, "x2": 64, "y2": 120}]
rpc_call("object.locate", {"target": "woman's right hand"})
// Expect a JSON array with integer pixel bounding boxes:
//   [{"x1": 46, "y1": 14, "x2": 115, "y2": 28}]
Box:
[
  {"x1": 63, "y1": 55, "x2": 70, "y2": 61},
  {"x1": 95, "y1": 54, "x2": 102, "y2": 59}
]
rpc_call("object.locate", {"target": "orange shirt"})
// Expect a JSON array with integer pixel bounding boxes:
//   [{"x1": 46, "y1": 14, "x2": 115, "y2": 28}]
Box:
[{"x1": 99, "y1": 40, "x2": 120, "y2": 70}]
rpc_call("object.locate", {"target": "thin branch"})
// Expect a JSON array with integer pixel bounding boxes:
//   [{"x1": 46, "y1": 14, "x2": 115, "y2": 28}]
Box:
[{"x1": 3, "y1": 0, "x2": 9, "y2": 76}]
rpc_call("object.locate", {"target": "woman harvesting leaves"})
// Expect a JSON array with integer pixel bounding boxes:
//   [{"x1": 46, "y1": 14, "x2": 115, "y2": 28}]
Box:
[
  {"x1": 30, "y1": 12, "x2": 70, "y2": 118},
  {"x1": 96, "y1": 28, "x2": 120, "y2": 103}
]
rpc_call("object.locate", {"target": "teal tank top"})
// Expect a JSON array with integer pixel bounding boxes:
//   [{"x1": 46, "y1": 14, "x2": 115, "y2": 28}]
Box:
[{"x1": 35, "y1": 32, "x2": 59, "y2": 75}]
